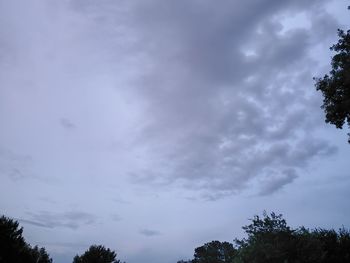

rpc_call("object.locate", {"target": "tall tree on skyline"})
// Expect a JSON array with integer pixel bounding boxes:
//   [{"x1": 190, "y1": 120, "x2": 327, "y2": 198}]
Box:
[
  {"x1": 0, "y1": 215, "x2": 52, "y2": 263},
  {"x1": 73, "y1": 245, "x2": 121, "y2": 263},
  {"x1": 314, "y1": 22, "x2": 350, "y2": 143}
]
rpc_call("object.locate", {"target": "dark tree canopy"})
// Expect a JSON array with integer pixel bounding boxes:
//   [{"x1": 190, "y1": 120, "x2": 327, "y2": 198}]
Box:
[
  {"x1": 73, "y1": 245, "x2": 121, "y2": 263},
  {"x1": 192, "y1": 240, "x2": 237, "y2": 263},
  {"x1": 177, "y1": 241, "x2": 236, "y2": 263},
  {"x1": 0, "y1": 215, "x2": 27, "y2": 263},
  {"x1": 234, "y1": 212, "x2": 298, "y2": 263},
  {"x1": 178, "y1": 212, "x2": 350, "y2": 263},
  {"x1": 314, "y1": 28, "x2": 350, "y2": 143},
  {"x1": 0, "y1": 215, "x2": 52, "y2": 263},
  {"x1": 29, "y1": 246, "x2": 53, "y2": 263},
  {"x1": 233, "y1": 212, "x2": 350, "y2": 263}
]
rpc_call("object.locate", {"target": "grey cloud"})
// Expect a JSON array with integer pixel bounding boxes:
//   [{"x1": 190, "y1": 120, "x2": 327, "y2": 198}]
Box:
[
  {"x1": 22, "y1": 210, "x2": 97, "y2": 229},
  {"x1": 0, "y1": 0, "x2": 341, "y2": 199},
  {"x1": 259, "y1": 169, "x2": 298, "y2": 196},
  {"x1": 120, "y1": 0, "x2": 338, "y2": 196},
  {"x1": 0, "y1": 148, "x2": 31, "y2": 163},
  {"x1": 111, "y1": 214, "x2": 122, "y2": 222},
  {"x1": 309, "y1": 7, "x2": 340, "y2": 41},
  {"x1": 8, "y1": 168, "x2": 25, "y2": 181},
  {"x1": 131, "y1": 0, "x2": 324, "y2": 86},
  {"x1": 18, "y1": 218, "x2": 52, "y2": 228},
  {"x1": 60, "y1": 118, "x2": 76, "y2": 130},
  {"x1": 0, "y1": 148, "x2": 32, "y2": 181},
  {"x1": 0, "y1": 2, "x2": 348, "y2": 263},
  {"x1": 112, "y1": 195, "x2": 131, "y2": 205},
  {"x1": 42, "y1": 241, "x2": 89, "y2": 249},
  {"x1": 139, "y1": 229, "x2": 161, "y2": 237}
]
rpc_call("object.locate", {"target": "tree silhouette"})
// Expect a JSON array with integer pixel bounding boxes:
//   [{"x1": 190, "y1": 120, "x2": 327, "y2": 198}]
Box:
[
  {"x1": 314, "y1": 25, "x2": 350, "y2": 143},
  {"x1": 178, "y1": 212, "x2": 350, "y2": 263},
  {"x1": 73, "y1": 245, "x2": 121, "y2": 263},
  {"x1": 0, "y1": 215, "x2": 52, "y2": 263},
  {"x1": 30, "y1": 246, "x2": 53, "y2": 263},
  {"x1": 1, "y1": 213, "x2": 349, "y2": 263},
  {"x1": 234, "y1": 212, "x2": 350, "y2": 263},
  {"x1": 192, "y1": 240, "x2": 236, "y2": 263},
  {"x1": 233, "y1": 212, "x2": 298, "y2": 263}
]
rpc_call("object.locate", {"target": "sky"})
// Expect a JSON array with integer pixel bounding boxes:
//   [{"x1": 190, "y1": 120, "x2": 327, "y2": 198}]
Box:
[{"x1": 0, "y1": 0, "x2": 349, "y2": 263}]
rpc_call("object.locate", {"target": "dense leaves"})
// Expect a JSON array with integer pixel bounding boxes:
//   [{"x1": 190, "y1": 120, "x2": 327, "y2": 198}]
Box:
[
  {"x1": 314, "y1": 28, "x2": 350, "y2": 143},
  {"x1": 73, "y1": 245, "x2": 121, "y2": 263},
  {"x1": 178, "y1": 212, "x2": 350, "y2": 263},
  {"x1": 0, "y1": 215, "x2": 52, "y2": 263},
  {"x1": 192, "y1": 241, "x2": 236, "y2": 263},
  {"x1": 234, "y1": 212, "x2": 297, "y2": 263}
]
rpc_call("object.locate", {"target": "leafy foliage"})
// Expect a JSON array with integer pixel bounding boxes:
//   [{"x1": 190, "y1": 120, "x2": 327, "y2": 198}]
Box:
[
  {"x1": 73, "y1": 245, "x2": 121, "y2": 263},
  {"x1": 29, "y1": 246, "x2": 53, "y2": 263},
  {"x1": 234, "y1": 212, "x2": 296, "y2": 263},
  {"x1": 192, "y1": 240, "x2": 236, "y2": 263},
  {"x1": 0, "y1": 215, "x2": 52, "y2": 263},
  {"x1": 178, "y1": 212, "x2": 350, "y2": 263},
  {"x1": 314, "y1": 28, "x2": 350, "y2": 143}
]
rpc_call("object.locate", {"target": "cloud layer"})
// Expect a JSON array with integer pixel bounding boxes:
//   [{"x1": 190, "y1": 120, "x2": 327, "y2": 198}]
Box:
[
  {"x1": 1, "y1": 2, "x2": 349, "y2": 263},
  {"x1": 0, "y1": 0, "x2": 344, "y2": 199},
  {"x1": 20, "y1": 210, "x2": 97, "y2": 229},
  {"x1": 106, "y1": 0, "x2": 339, "y2": 196}
]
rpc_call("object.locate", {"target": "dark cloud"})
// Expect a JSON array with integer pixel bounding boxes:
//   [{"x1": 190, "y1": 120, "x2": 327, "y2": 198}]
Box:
[
  {"x1": 21, "y1": 210, "x2": 97, "y2": 229},
  {"x1": 118, "y1": 0, "x2": 340, "y2": 196},
  {"x1": 18, "y1": 218, "x2": 52, "y2": 228},
  {"x1": 139, "y1": 229, "x2": 161, "y2": 237},
  {"x1": 0, "y1": 0, "x2": 340, "y2": 198},
  {"x1": 259, "y1": 169, "x2": 298, "y2": 196},
  {"x1": 0, "y1": 0, "x2": 344, "y2": 199}
]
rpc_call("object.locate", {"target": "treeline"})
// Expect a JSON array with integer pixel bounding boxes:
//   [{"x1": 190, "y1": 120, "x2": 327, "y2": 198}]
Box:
[
  {"x1": 1, "y1": 213, "x2": 350, "y2": 263},
  {"x1": 177, "y1": 212, "x2": 350, "y2": 263},
  {"x1": 0, "y1": 214, "x2": 120, "y2": 263}
]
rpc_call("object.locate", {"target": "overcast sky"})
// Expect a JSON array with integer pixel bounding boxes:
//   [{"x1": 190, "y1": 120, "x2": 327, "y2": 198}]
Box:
[{"x1": 0, "y1": 1, "x2": 349, "y2": 263}]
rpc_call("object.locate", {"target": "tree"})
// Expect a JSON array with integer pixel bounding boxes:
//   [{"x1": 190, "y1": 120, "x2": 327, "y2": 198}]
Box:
[
  {"x1": 0, "y1": 215, "x2": 52, "y2": 263},
  {"x1": 314, "y1": 27, "x2": 350, "y2": 143},
  {"x1": 233, "y1": 212, "x2": 350, "y2": 263},
  {"x1": 30, "y1": 246, "x2": 53, "y2": 263},
  {"x1": 233, "y1": 212, "x2": 298, "y2": 263},
  {"x1": 178, "y1": 212, "x2": 350, "y2": 263},
  {"x1": 192, "y1": 240, "x2": 236, "y2": 263},
  {"x1": 73, "y1": 245, "x2": 121, "y2": 263},
  {"x1": 309, "y1": 227, "x2": 350, "y2": 263},
  {"x1": 0, "y1": 215, "x2": 27, "y2": 263}
]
